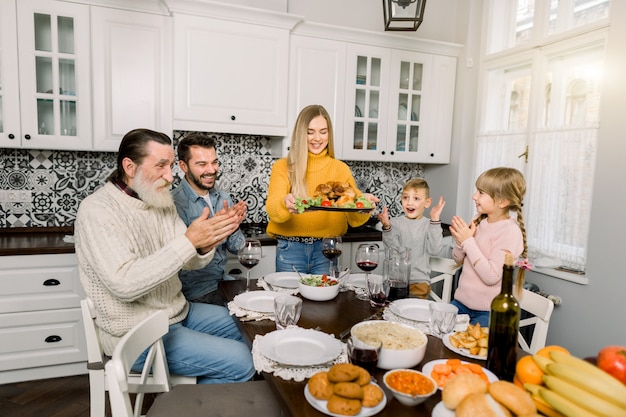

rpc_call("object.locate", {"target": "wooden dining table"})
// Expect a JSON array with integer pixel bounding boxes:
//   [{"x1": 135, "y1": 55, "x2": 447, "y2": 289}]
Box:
[{"x1": 219, "y1": 279, "x2": 522, "y2": 417}]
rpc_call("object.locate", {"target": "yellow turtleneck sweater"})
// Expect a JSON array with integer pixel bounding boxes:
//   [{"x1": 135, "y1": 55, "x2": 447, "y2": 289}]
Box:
[{"x1": 266, "y1": 150, "x2": 370, "y2": 238}]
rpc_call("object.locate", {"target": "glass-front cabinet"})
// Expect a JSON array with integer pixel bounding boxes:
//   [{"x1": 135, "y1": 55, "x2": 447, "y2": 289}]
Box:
[
  {"x1": 0, "y1": 0, "x2": 91, "y2": 150},
  {"x1": 343, "y1": 45, "x2": 456, "y2": 163}
]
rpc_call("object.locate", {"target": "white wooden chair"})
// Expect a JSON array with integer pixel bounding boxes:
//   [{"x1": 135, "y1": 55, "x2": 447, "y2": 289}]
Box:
[
  {"x1": 105, "y1": 310, "x2": 281, "y2": 417},
  {"x1": 429, "y1": 256, "x2": 460, "y2": 303},
  {"x1": 517, "y1": 288, "x2": 555, "y2": 354},
  {"x1": 80, "y1": 298, "x2": 196, "y2": 417}
]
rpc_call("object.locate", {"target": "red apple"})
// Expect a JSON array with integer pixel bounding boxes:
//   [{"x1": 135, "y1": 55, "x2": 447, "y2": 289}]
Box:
[{"x1": 597, "y1": 345, "x2": 626, "y2": 385}]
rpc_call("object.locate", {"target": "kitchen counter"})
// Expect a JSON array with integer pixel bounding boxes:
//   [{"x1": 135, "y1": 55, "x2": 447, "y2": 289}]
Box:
[{"x1": 0, "y1": 223, "x2": 386, "y2": 256}]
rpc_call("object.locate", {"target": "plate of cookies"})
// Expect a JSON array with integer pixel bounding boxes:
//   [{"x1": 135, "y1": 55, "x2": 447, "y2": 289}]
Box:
[{"x1": 305, "y1": 363, "x2": 387, "y2": 417}]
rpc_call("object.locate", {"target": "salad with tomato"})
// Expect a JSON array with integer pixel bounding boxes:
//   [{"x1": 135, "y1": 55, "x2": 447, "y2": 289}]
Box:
[
  {"x1": 299, "y1": 274, "x2": 338, "y2": 287},
  {"x1": 294, "y1": 195, "x2": 373, "y2": 214}
]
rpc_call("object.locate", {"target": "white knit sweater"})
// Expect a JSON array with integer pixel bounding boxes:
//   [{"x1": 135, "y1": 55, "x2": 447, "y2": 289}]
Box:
[{"x1": 75, "y1": 182, "x2": 214, "y2": 355}]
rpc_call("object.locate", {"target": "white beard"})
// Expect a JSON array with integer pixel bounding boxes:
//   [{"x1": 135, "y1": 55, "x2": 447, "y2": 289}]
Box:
[{"x1": 133, "y1": 168, "x2": 174, "y2": 209}]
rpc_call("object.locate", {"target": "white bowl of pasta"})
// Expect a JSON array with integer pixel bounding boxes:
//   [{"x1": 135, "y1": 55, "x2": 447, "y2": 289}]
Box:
[{"x1": 350, "y1": 320, "x2": 428, "y2": 370}]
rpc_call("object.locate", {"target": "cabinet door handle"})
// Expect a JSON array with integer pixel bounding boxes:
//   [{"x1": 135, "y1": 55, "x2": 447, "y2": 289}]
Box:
[
  {"x1": 45, "y1": 335, "x2": 62, "y2": 343},
  {"x1": 229, "y1": 268, "x2": 242, "y2": 275},
  {"x1": 390, "y1": 151, "x2": 394, "y2": 155},
  {"x1": 8, "y1": 134, "x2": 15, "y2": 139},
  {"x1": 24, "y1": 134, "x2": 31, "y2": 140},
  {"x1": 381, "y1": 151, "x2": 386, "y2": 155},
  {"x1": 230, "y1": 115, "x2": 236, "y2": 121},
  {"x1": 43, "y1": 278, "x2": 61, "y2": 286}
]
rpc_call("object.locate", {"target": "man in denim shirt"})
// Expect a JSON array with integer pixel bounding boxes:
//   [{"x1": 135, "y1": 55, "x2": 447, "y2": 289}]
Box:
[{"x1": 173, "y1": 133, "x2": 246, "y2": 305}]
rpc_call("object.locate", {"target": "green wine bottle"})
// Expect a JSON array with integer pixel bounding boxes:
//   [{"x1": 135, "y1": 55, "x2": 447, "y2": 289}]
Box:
[{"x1": 486, "y1": 252, "x2": 520, "y2": 381}]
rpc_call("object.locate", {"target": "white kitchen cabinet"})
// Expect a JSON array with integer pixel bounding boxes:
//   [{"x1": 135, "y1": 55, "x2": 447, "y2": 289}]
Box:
[
  {"x1": 0, "y1": 0, "x2": 92, "y2": 151},
  {"x1": 91, "y1": 6, "x2": 172, "y2": 151},
  {"x1": 287, "y1": 35, "x2": 347, "y2": 157},
  {"x1": 173, "y1": 13, "x2": 291, "y2": 136},
  {"x1": 343, "y1": 46, "x2": 456, "y2": 163},
  {"x1": 0, "y1": 253, "x2": 87, "y2": 384}
]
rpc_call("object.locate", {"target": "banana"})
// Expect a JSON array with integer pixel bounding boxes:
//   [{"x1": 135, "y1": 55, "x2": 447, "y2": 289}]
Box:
[
  {"x1": 543, "y1": 374, "x2": 626, "y2": 417},
  {"x1": 531, "y1": 393, "x2": 567, "y2": 417},
  {"x1": 532, "y1": 354, "x2": 554, "y2": 373},
  {"x1": 546, "y1": 362, "x2": 626, "y2": 408},
  {"x1": 539, "y1": 388, "x2": 600, "y2": 417},
  {"x1": 523, "y1": 382, "x2": 542, "y2": 396}
]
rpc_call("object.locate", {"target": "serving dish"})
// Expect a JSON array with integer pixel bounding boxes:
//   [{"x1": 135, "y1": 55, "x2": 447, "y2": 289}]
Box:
[
  {"x1": 351, "y1": 320, "x2": 428, "y2": 370},
  {"x1": 304, "y1": 381, "x2": 387, "y2": 417},
  {"x1": 264, "y1": 272, "x2": 300, "y2": 289},
  {"x1": 257, "y1": 328, "x2": 342, "y2": 366},
  {"x1": 299, "y1": 276, "x2": 340, "y2": 301},
  {"x1": 383, "y1": 368, "x2": 437, "y2": 406},
  {"x1": 233, "y1": 290, "x2": 282, "y2": 313},
  {"x1": 421, "y1": 359, "x2": 498, "y2": 390},
  {"x1": 389, "y1": 298, "x2": 434, "y2": 322},
  {"x1": 442, "y1": 332, "x2": 487, "y2": 360},
  {"x1": 432, "y1": 401, "x2": 454, "y2": 417},
  {"x1": 305, "y1": 206, "x2": 374, "y2": 213}
]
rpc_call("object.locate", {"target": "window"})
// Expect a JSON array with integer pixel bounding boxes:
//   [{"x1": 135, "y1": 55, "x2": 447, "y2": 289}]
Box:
[{"x1": 475, "y1": 0, "x2": 610, "y2": 271}]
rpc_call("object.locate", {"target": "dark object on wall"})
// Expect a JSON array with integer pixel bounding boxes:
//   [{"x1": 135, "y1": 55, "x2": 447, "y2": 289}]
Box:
[{"x1": 382, "y1": 0, "x2": 427, "y2": 31}]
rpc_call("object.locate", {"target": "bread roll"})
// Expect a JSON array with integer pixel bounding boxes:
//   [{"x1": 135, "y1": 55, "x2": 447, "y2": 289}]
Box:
[
  {"x1": 441, "y1": 373, "x2": 489, "y2": 410},
  {"x1": 456, "y1": 393, "x2": 512, "y2": 417},
  {"x1": 489, "y1": 380, "x2": 537, "y2": 416},
  {"x1": 328, "y1": 363, "x2": 361, "y2": 383}
]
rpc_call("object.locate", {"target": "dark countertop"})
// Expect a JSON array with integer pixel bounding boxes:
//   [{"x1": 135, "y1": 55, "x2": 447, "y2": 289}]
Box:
[{"x1": 0, "y1": 223, "x2": 385, "y2": 256}]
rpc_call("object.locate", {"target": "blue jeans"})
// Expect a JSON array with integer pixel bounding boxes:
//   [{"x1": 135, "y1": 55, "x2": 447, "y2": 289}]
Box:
[
  {"x1": 275, "y1": 239, "x2": 329, "y2": 274},
  {"x1": 451, "y1": 299, "x2": 490, "y2": 327},
  {"x1": 132, "y1": 302, "x2": 255, "y2": 384}
]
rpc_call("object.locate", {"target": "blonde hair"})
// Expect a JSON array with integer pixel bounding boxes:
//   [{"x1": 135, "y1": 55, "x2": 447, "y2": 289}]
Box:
[
  {"x1": 403, "y1": 178, "x2": 430, "y2": 198},
  {"x1": 474, "y1": 167, "x2": 528, "y2": 296},
  {"x1": 287, "y1": 105, "x2": 335, "y2": 198}
]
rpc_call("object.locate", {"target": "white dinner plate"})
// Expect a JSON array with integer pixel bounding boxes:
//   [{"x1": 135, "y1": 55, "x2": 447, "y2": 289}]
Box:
[
  {"x1": 442, "y1": 332, "x2": 487, "y2": 360},
  {"x1": 348, "y1": 273, "x2": 382, "y2": 289},
  {"x1": 233, "y1": 290, "x2": 282, "y2": 313},
  {"x1": 304, "y1": 381, "x2": 387, "y2": 417},
  {"x1": 264, "y1": 272, "x2": 300, "y2": 289},
  {"x1": 421, "y1": 359, "x2": 498, "y2": 390},
  {"x1": 432, "y1": 401, "x2": 454, "y2": 417},
  {"x1": 389, "y1": 298, "x2": 434, "y2": 322},
  {"x1": 257, "y1": 328, "x2": 342, "y2": 366}
]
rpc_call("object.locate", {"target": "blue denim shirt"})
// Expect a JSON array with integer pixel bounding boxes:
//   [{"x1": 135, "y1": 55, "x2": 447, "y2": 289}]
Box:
[{"x1": 172, "y1": 178, "x2": 245, "y2": 299}]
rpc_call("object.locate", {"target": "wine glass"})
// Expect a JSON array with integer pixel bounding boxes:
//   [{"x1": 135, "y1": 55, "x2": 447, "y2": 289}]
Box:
[
  {"x1": 238, "y1": 239, "x2": 262, "y2": 292},
  {"x1": 354, "y1": 243, "x2": 380, "y2": 301},
  {"x1": 322, "y1": 236, "x2": 343, "y2": 285}
]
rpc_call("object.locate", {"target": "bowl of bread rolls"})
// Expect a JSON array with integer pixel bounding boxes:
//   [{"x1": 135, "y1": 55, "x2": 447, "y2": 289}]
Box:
[
  {"x1": 383, "y1": 369, "x2": 437, "y2": 406},
  {"x1": 351, "y1": 321, "x2": 428, "y2": 369}
]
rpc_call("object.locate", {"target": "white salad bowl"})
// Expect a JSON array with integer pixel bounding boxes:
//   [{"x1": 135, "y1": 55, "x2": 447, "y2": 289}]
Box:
[{"x1": 298, "y1": 275, "x2": 340, "y2": 301}]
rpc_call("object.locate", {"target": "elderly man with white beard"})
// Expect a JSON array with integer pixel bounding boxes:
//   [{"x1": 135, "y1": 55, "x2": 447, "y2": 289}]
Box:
[{"x1": 74, "y1": 128, "x2": 255, "y2": 384}]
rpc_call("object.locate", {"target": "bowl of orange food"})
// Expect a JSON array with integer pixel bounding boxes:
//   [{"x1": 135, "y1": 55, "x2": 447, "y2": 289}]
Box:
[{"x1": 383, "y1": 369, "x2": 437, "y2": 406}]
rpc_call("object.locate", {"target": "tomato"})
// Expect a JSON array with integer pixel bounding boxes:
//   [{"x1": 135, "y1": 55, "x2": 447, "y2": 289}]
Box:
[
  {"x1": 355, "y1": 201, "x2": 365, "y2": 208},
  {"x1": 597, "y1": 346, "x2": 626, "y2": 384},
  {"x1": 321, "y1": 200, "x2": 332, "y2": 207},
  {"x1": 301, "y1": 200, "x2": 307, "y2": 204}
]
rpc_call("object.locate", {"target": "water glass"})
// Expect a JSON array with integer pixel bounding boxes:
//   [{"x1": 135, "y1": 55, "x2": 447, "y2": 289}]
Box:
[
  {"x1": 429, "y1": 303, "x2": 458, "y2": 337},
  {"x1": 274, "y1": 295, "x2": 302, "y2": 330},
  {"x1": 366, "y1": 274, "x2": 389, "y2": 308}
]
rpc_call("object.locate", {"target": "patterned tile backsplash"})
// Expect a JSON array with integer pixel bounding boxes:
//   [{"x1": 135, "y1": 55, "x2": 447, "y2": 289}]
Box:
[{"x1": 0, "y1": 131, "x2": 424, "y2": 228}]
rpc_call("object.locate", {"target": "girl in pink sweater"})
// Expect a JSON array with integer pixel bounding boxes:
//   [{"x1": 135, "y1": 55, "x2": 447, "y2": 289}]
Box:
[{"x1": 449, "y1": 167, "x2": 528, "y2": 326}]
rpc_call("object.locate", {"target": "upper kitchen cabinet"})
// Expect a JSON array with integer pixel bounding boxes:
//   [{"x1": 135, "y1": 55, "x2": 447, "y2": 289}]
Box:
[
  {"x1": 0, "y1": 0, "x2": 92, "y2": 150},
  {"x1": 343, "y1": 45, "x2": 457, "y2": 163},
  {"x1": 171, "y1": 3, "x2": 300, "y2": 136},
  {"x1": 91, "y1": 6, "x2": 172, "y2": 151},
  {"x1": 287, "y1": 35, "x2": 347, "y2": 157}
]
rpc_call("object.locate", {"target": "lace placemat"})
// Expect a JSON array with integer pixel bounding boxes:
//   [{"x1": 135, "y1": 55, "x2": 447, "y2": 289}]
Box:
[
  {"x1": 382, "y1": 308, "x2": 470, "y2": 337},
  {"x1": 251, "y1": 329, "x2": 348, "y2": 382},
  {"x1": 256, "y1": 278, "x2": 299, "y2": 295},
  {"x1": 227, "y1": 301, "x2": 275, "y2": 322}
]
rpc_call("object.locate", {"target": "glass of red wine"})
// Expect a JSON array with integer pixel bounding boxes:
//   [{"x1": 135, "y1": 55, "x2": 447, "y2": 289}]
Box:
[
  {"x1": 354, "y1": 243, "x2": 380, "y2": 301},
  {"x1": 322, "y1": 236, "x2": 343, "y2": 288},
  {"x1": 238, "y1": 239, "x2": 262, "y2": 292},
  {"x1": 347, "y1": 335, "x2": 382, "y2": 376}
]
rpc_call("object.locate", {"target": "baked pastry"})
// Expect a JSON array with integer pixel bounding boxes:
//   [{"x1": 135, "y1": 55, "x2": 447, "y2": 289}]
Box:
[
  {"x1": 308, "y1": 371, "x2": 334, "y2": 400},
  {"x1": 456, "y1": 393, "x2": 512, "y2": 417},
  {"x1": 355, "y1": 367, "x2": 371, "y2": 386},
  {"x1": 327, "y1": 395, "x2": 362, "y2": 416},
  {"x1": 361, "y1": 383, "x2": 384, "y2": 407},
  {"x1": 333, "y1": 382, "x2": 364, "y2": 400},
  {"x1": 441, "y1": 373, "x2": 489, "y2": 410},
  {"x1": 328, "y1": 363, "x2": 361, "y2": 383},
  {"x1": 489, "y1": 380, "x2": 537, "y2": 416}
]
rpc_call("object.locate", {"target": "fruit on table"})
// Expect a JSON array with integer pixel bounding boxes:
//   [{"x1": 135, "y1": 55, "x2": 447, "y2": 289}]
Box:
[
  {"x1": 515, "y1": 355, "x2": 544, "y2": 385},
  {"x1": 597, "y1": 345, "x2": 626, "y2": 385},
  {"x1": 536, "y1": 345, "x2": 570, "y2": 358}
]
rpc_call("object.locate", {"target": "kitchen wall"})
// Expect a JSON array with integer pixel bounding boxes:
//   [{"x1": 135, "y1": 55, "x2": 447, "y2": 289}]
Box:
[{"x1": 0, "y1": 130, "x2": 424, "y2": 228}]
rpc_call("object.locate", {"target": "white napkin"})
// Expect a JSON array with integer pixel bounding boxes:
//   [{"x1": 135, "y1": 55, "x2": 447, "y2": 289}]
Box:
[{"x1": 251, "y1": 330, "x2": 348, "y2": 382}]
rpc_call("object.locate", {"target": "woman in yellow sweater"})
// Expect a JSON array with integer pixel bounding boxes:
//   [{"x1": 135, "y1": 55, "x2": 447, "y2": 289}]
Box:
[{"x1": 266, "y1": 105, "x2": 376, "y2": 273}]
